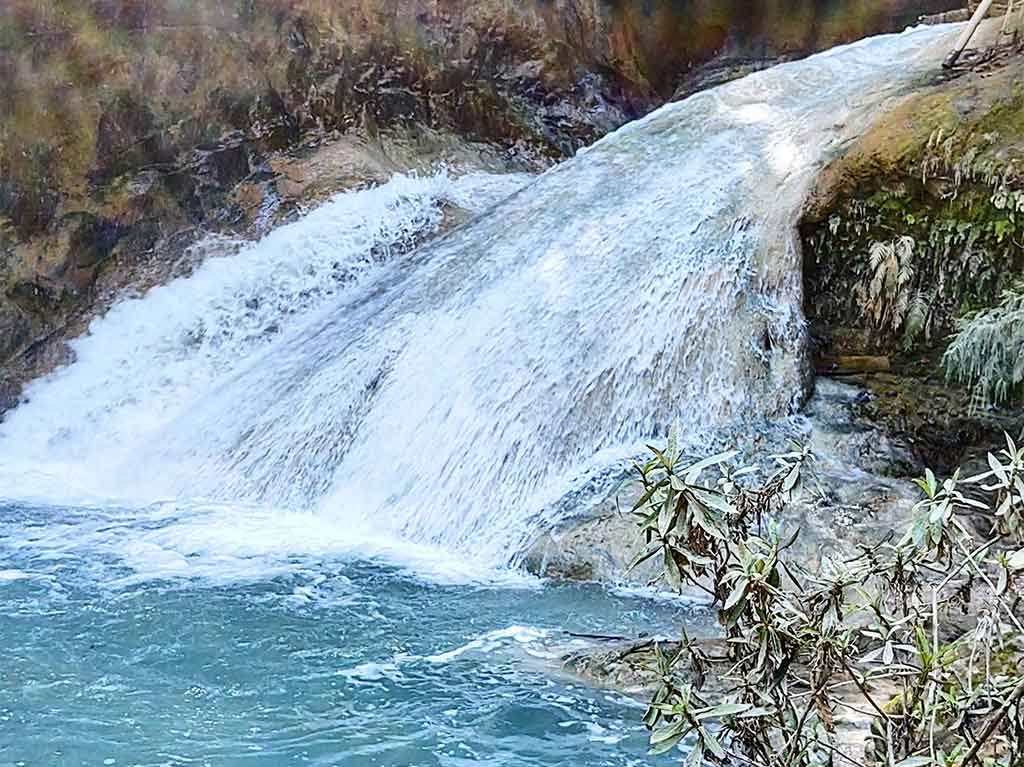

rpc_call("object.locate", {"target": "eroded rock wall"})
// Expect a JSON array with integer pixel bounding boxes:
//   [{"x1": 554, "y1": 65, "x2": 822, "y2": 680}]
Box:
[
  {"x1": 0, "y1": 0, "x2": 960, "y2": 408},
  {"x1": 799, "y1": 50, "x2": 1024, "y2": 468},
  {"x1": 801, "y1": 57, "x2": 1024, "y2": 361}
]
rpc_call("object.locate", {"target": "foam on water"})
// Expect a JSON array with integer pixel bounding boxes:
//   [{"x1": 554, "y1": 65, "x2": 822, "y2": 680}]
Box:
[
  {"x1": 0, "y1": 500, "x2": 543, "y2": 589},
  {"x1": 0, "y1": 538, "x2": 706, "y2": 766},
  {"x1": 337, "y1": 625, "x2": 560, "y2": 685},
  {"x1": 0, "y1": 25, "x2": 960, "y2": 579}
]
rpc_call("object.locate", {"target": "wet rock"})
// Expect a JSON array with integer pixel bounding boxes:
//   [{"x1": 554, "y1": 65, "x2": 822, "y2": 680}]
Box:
[
  {"x1": 847, "y1": 372, "x2": 1024, "y2": 474},
  {"x1": 186, "y1": 134, "x2": 266, "y2": 226},
  {"x1": 526, "y1": 379, "x2": 925, "y2": 587},
  {"x1": 0, "y1": 121, "x2": 539, "y2": 415},
  {"x1": 94, "y1": 92, "x2": 176, "y2": 181},
  {"x1": 0, "y1": 306, "x2": 30, "y2": 363},
  {"x1": 801, "y1": 35, "x2": 1024, "y2": 361},
  {"x1": 0, "y1": 178, "x2": 59, "y2": 241},
  {"x1": 524, "y1": 501, "x2": 651, "y2": 585},
  {"x1": 562, "y1": 639, "x2": 718, "y2": 695},
  {"x1": 251, "y1": 88, "x2": 301, "y2": 151},
  {"x1": 196, "y1": 135, "x2": 258, "y2": 189},
  {"x1": 207, "y1": 87, "x2": 259, "y2": 134},
  {"x1": 10, "y1": 212, "x2": 121, "y2": 300},
  {"x1": 4, "y1": 0, "x2": 965, "y2": 243}
]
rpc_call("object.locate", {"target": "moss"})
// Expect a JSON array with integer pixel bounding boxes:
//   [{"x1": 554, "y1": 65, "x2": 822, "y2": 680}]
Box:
[
  {"x1": 974, "y1": 91, "x2": 1024, "y2": 146},
  {"x1": 801, "y1": 61, "x2": 1024, "y2": 359},
  {"x1": 804, "y1": 177, "x2": 1024, "y2": 351}
]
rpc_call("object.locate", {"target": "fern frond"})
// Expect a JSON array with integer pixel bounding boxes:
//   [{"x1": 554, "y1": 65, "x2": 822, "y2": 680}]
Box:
[
  {"x1": 902, "y1": 292, "x2": 930, "y2": 350},
  {"x1": 944, "y1": 280, "x2": 1024, "y2": 410}
]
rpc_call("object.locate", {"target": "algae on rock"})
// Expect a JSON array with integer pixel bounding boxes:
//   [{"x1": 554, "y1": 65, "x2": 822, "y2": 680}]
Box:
[{"x1": 801, "y1": 61, "x2": 1024, "y2": 363}]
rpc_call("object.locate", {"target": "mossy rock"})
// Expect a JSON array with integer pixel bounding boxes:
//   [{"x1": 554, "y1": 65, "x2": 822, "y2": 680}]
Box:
[{"x1": 801, "y1": 58, "x2": 1024, "y2": 361}]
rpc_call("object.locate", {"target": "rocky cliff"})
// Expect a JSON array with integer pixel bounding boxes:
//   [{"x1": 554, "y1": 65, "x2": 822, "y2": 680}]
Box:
[
  {"x1": 0, "y1": 0, "x2": 960, "y2": 410},
  {"x1": 800, "y1": 47, "x2": 1024, "y2": 466},
  {"x1": 802, "y1": 53, "x2": 1024, "y2": 362}
]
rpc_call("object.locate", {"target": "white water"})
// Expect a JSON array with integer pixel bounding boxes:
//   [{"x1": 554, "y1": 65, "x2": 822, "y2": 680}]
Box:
[{"x1": 0, "y1": 25, "x2": 958, "y2": 574}]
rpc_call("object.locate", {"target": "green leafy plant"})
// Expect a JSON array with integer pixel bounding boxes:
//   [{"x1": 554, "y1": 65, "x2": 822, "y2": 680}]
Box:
[{"x1": 630, "y1": 435, "x2": 1024, "y2": 767}]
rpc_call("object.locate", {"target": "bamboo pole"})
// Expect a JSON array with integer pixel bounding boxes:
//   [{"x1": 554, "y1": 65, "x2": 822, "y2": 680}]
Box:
[{"x1": 944, "y1": 0, "x2": 998, "y2": 68}]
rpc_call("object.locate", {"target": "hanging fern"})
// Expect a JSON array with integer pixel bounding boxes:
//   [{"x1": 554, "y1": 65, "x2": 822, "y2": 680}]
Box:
[
  {"x1": 944, "y1": 280, "x2": 1024, "y2": 409},
  {"x1": 863, "y1": 235, "x2": 916, "y2": 333},
  {"x1": 901, "y1": 290, "x2": 933, "y2": 350}
]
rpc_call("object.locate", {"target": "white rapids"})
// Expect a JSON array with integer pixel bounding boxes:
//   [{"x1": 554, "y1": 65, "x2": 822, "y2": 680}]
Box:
[{"x1": 0, "y1": 25, "x2": 959, "y2": 569}]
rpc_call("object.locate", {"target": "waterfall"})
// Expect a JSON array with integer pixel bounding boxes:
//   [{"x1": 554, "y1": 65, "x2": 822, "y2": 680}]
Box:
[{"x1": 0, "y1": 25, "x2": 957, "y2": 569}]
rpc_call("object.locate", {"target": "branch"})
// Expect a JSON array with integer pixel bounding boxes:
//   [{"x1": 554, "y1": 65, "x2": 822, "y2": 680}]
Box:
[
  {"x1": 842, "y1": 660, "x2": 893, "y2": 726},
  {"x1": 952, "y1": 529, "x2": 1024, "y2": 635},
  {"x1": 959, "y1": 675, "x2": 1024, "y2": 766}
]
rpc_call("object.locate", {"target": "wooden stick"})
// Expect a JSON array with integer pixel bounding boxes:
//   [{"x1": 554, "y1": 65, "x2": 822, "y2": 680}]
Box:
[
  {"x1": 815, "y1": 355, "x2": 890, "y2": 376},
  {"x1": 945, "y1": 0, "x2": 998, "y2": 68}
]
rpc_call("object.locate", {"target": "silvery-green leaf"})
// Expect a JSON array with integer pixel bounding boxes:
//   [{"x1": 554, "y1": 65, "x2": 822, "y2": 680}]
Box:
[
  {"x1": 682, "y1": 450, "x2": 738, "y2": 484},
  {"x1": 689, "y1": 487, "x2": 735, "y2": 515},
  {"x1": 703, "y1": 702, "x2": 752, "y2": 718},
  {"x1": 989, "y1": 453, "x2": 1009, "y2": 484},
  {"x1": 1008, "y1": 549, "x2": 1024, "y2": 571},
  {"x1": 650, "y1": 719, "x2": 688, "y2": 746},
  {"x1": 664, "y1": 548, "x2": 682, "y2": 590},
  {"x1": 782, "y1": 465, "x2": 801, "y2": 493},
  {"x1": 700, "y1": 727, "x2": 726, "y2": 761},
  {"x1": 632, "y1": 478, "x2": 668, "y2": 511},
  {"x1": 658, "y1": 499, "x2": 677, "y2": 538},
  {"x1": 724, "y1": 580, "x2": 748, "y2": 611},
  {"x1": 627, "y1": 543, "x2": 662, "y2": 574}
]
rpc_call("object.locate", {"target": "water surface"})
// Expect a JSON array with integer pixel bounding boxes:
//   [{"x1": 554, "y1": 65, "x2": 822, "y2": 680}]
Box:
[{"x1": 0, "y1": 500, "x2": 713, "y2": 767}]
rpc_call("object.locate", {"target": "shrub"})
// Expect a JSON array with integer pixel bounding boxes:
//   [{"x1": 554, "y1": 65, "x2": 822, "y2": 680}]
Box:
[{"x1": 630, "y1": 432, "x2": 1024, "y2": 767}]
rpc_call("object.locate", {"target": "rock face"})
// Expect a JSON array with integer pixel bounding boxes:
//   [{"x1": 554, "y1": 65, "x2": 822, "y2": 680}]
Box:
[
  {"x1": 800, "y1": 52, "x2": 1024, "y2": 363},
  {"x1": 525, "y1": 379, "x2": 926, "y2": 587},
  {"x1": 0, "y1": 0, "x2": 961, "y2": 408},
  {"x1": 524, "y1": 485, "x2": 654, "y2": 585},
  {"x1": 797, "y1": 41, "x2": 1024, "y2": 469}
]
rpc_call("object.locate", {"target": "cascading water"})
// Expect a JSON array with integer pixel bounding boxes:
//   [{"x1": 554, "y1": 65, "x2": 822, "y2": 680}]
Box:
[
  {"x1": 0, "y1": 23, "x2": 968, "y2": 767},
  {"x1": 2, "y1": 25, "x2": 957, "y2": 572}
]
